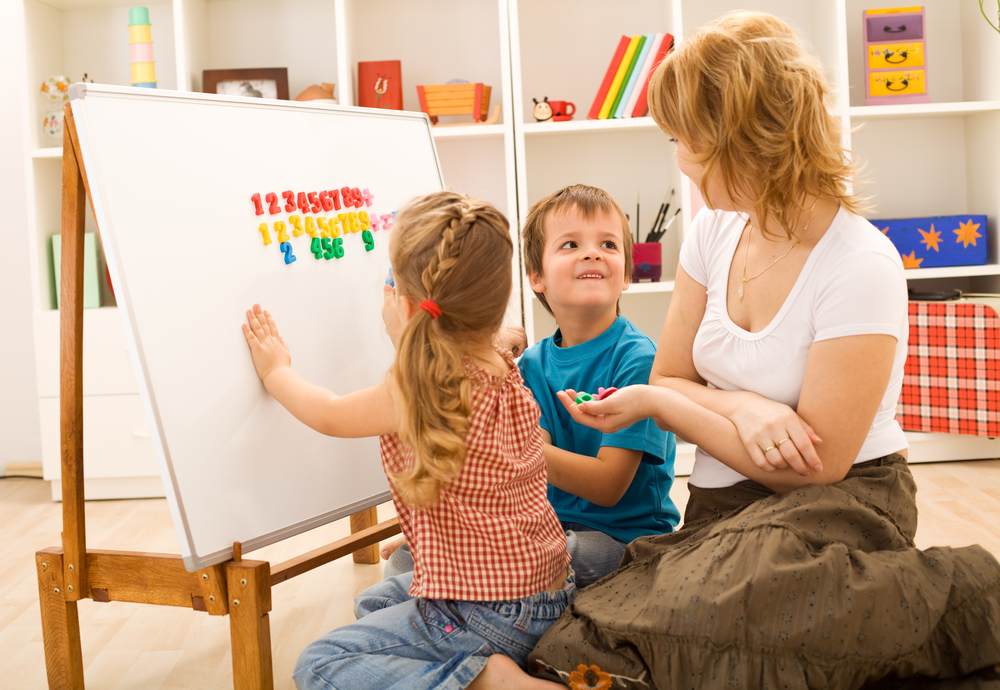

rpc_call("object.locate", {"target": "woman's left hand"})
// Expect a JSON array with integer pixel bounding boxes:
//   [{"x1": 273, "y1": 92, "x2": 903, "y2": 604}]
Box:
[
  {"x1": 729, "y1": 397, "x2": 823, "y2": 476},
  {"x1": 557, "y1": 385, "x2": 659, "y2": 434}
]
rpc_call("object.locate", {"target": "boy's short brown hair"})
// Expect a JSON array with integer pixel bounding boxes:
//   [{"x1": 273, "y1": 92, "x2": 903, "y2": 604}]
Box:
[{"x1": 522, "y1": 184, "x2": 633, "y2": 316}]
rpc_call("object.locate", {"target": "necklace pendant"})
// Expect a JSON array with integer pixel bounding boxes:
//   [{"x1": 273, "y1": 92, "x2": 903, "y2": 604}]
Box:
[{"x1": 737, "y1": 283, "x2": 744, "y2": 303}]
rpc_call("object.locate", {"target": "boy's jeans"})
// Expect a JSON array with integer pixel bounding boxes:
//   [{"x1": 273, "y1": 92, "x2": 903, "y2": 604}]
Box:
[{"x1": 293, "y1": 569, "x2": 576, "y2": 690}]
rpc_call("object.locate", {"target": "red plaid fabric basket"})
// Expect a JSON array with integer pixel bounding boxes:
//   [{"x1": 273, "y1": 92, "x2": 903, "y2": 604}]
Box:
[{"x1": 896, "y1": 300, "x2": 1000, "y2": 437}]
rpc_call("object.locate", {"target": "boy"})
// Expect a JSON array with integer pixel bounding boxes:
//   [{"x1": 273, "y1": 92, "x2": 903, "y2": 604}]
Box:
[
  {"x1": 518, "y1": 184, "x2": 679, "y2": 587},
  {"x1": 382, "y1": 184, "x2": 678, "y2": 587}
]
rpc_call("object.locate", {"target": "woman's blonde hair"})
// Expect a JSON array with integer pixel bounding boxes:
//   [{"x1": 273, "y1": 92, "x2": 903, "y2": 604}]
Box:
[
  {"x1": 521, "y1": 184, "x2": 633, "y2": 316},
  {"x1": 649, "y1": 11, "x2": 866, "y2": 238},
  {"x1": 388, "y1": 190, "x2": 513, "y2": 507}
]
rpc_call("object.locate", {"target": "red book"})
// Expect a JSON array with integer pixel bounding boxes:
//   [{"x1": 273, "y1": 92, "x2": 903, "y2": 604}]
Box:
[
  {"x1": 631, "y1": 34, "x2": 674, "y2": 118},
  {"x1": 588, "y1": 36, "x2": 630, "y2": 120},
  {"x1": 358, "y1": 60, "x2": 403, "y2": 110}
]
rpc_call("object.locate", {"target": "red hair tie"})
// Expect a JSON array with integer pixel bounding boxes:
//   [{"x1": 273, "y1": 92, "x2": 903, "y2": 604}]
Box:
[{"x1": 419, "y1": 299, "x2": 442, "y2": 319}]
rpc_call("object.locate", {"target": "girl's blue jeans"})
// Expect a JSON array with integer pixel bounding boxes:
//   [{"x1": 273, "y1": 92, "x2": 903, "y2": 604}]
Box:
[{"x1": 293, "y1": 569, "x2": 576, "y2": 690}]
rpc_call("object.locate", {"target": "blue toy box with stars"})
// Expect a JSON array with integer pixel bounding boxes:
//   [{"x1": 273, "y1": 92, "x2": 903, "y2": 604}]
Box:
[{"x1": 870, "y1": 214, "x2": 988, "y2": 269}]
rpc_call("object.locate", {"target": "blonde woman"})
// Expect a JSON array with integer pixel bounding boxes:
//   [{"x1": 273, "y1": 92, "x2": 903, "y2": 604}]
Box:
[
  {"x1": 527, "y1": 12, "x2": 1000, "y2": 688},
  {"x1": 243, "y1": 190, "x2": 574, "y2": 690}
]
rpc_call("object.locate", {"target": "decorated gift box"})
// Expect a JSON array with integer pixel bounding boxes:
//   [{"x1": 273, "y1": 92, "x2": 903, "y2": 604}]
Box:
[{"x1": 871, "y1": 214, "x2": 988, "y2": 269}]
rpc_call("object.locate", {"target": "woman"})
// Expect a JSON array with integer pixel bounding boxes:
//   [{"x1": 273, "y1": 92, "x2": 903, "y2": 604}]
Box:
[{"x1": 526, "y1": 11, "x2": 1000, "y2": 689}]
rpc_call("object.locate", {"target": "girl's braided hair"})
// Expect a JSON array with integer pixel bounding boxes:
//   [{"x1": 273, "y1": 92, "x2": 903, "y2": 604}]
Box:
[{"x1": 388, "y1": 190, "x2": 513, "y2": 507}]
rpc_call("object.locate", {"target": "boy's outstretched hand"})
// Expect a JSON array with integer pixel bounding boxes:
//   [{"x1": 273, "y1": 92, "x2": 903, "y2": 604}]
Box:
[
  {"x1": 557, "y1": 385, "x2": 658, "y2": 434},
  {"x1": 243, "y1": 304, "x2": 291, "y2": 383}
]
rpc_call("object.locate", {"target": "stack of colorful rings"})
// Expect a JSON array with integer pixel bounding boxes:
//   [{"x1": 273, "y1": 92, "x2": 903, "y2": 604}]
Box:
[{"x1": 129, "y1": 7, "x2": 157, "y2": 89}]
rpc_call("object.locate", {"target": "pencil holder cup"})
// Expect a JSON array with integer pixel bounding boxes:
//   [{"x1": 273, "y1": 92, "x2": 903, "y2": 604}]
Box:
[{"x1": 632, "y1": 243, "x2": 662, "y2": 282}]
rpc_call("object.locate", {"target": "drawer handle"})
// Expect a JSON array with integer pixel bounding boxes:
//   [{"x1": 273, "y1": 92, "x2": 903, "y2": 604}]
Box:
[
  {"x1": 883, "y1": 49, "x2": 910, "y2": 64},
  {"x1": 885, "y1": 78, "x2": 913, "y2": 92},
  {"x1": 883, "y1": 24, "x2": 907, "y2": 33},
  {"x1": 133, "y1": 431, "x2": 151, "y2": 438}
]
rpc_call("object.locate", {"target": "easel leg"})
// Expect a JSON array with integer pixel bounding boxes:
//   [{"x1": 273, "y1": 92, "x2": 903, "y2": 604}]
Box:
[
  {"x1": 36, "y1": 550, "x2": 85, "y2": 689},
  {"x1": 350, "y1": 507, "x2": 380, "y2": 564},
  {"x1": 227, "y1": 560, "x2": 273, "y2": 690}
]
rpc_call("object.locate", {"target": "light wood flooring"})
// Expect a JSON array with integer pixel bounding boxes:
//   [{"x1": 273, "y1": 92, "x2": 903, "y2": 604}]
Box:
[{"x1": 2, "y1": 460, "x2": 1000, "y2": 689}]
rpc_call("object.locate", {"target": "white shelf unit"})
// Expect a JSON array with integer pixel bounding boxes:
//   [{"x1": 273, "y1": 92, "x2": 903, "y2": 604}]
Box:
[
  {"x1": 13, "y1": 0, "x2": 999, "y2": 499},
  {"x1": 510, "y1": 0, "x2": 1000, "y2": 465},
  {"x1": 15, "y1": 0, "x2": 519, "y2": 499}
]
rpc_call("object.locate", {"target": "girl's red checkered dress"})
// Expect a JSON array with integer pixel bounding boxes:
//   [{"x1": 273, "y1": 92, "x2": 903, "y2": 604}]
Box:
[{"x1": 380, "y1": 354, "x2": 570, "y2": 601}]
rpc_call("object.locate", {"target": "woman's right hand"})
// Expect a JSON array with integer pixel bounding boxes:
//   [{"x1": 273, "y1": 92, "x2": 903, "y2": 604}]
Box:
[{"x1": 728, "y1": 395, "x2": 823, "y2": 475}]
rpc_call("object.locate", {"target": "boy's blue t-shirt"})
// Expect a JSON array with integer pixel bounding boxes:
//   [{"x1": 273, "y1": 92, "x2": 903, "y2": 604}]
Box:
[{"x1": 518, "y1": 315, "x2": 680, "y2": 543}]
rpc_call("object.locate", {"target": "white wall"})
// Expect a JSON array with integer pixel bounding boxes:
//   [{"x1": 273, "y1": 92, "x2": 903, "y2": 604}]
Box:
[{"x1": 0, "y1": 0, "x2": 42, "y2": 475}]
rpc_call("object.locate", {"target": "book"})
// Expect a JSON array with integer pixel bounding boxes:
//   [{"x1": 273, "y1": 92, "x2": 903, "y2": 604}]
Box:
[
  {"x1": 588, "y1": 36, "x2": 630, "y2": 120},
  {"x1": 598, "y1": 35, "x2": 640, "y2": 119},
  {"x1": 357, "y1": 60, "x2": 402, "y2": 110},
  {"x1": 631, "y1": 34, "x2": 674, "y2": 118},
  {"x1": 622, "y1": 33, "x2": 664, "y2": 118},
  {"x1": 611, "y1": 34, "x2": 649, "y2": 118}
]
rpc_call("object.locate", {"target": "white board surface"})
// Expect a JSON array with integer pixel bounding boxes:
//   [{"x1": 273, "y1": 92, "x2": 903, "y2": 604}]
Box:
[{"x1": 70, "y1": 84, "x2": 443, "y2": 571}]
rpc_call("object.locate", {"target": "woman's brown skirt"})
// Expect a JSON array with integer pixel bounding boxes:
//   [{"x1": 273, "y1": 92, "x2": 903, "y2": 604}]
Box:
[{"x1": 528, "y1": 454, "x2": 1000, "y2": 689}]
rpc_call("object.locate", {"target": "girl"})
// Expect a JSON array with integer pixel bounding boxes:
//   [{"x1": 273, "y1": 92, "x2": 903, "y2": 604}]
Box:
[{"x1": 243, "y1": 190, "x2": 573, "y2": 690}]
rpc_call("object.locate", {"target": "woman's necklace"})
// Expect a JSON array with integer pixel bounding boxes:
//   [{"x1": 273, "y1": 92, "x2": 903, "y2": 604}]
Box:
[{"x1": 737, "y1": 199, "x2": 819, "y2": 304}]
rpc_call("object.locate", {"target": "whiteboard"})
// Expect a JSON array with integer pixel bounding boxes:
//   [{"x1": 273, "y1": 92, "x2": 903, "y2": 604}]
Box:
[{"x1": 69, "y1": 84, "x2": 444, "y2": 571}]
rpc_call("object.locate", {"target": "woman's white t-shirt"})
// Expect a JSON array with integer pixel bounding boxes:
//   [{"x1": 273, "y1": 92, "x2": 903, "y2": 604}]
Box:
[{"x1": 679, "y1": 206, "x2": 909, "y2": 489}]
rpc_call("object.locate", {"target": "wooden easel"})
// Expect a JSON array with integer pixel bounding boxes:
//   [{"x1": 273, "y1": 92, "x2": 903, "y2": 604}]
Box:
[{"x1": 35, "y1": 103, "x2": 402, "y2": 690}]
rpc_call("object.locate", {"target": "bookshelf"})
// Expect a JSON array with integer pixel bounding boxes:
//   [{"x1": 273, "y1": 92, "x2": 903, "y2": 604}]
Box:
[{"x1": 8, "y1": 0, "x2": 999, "y2": 494}]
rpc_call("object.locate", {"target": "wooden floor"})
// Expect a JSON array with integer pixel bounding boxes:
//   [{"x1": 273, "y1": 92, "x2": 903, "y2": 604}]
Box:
[{"x1": 3, "y1": 460, "x2": 1000, "y2": 690}]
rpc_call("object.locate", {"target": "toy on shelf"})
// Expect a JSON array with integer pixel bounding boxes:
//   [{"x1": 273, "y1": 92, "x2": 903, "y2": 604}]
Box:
[
  {"x1": 863, "y1": 6, "x2": 929, "y2": 106},
  {"x1": 416, "y1": 82, "x2": 499, "y2": 125},
  {"x1": 295, "y1": 82, "x2": 337, "y2": 103},
  {"x1": 533, "y1": 97, "x2": 553, "y2": 122},
  {"x1": 128, "y1": 6, "x2": 157, "y2": 88},
  {"x1": 40, "y1": 75, "x2": 70, "y2": 143}
]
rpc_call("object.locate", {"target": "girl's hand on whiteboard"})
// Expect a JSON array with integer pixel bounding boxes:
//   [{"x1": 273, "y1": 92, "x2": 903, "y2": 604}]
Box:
[
  {"x1": 382, "y1": 284, "x2": 404, "y2": 349},
  {"x1": 243, "y1": 303, "x2": 291, "y2": 383}
]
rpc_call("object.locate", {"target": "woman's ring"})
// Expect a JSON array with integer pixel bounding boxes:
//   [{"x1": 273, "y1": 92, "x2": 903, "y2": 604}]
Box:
[
  {"x1": 776, "y1": 437, "x2": 790, "y2": 447},
  {"x1": 763, "y1": 444, "x2": 776, "y2": 453}
]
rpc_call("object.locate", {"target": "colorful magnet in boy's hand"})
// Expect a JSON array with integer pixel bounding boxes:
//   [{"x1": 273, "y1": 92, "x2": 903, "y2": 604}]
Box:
[
  {"x1": 596, "y1": 387, "x2": 617, "y2": 400},
  {"x1": 575, "y1": 392, "x2": 594, "y2": 404},
  {"x1": 386, "y1": 267, "x2": 394, "y2": 287}
]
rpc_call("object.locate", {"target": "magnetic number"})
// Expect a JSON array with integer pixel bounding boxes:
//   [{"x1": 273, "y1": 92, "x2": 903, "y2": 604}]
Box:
[
  {"x1": 258, "y1": 222, "x2": 272, "y2": 245},
  {"x1": 327, "y1": 216, "x2": 341, "y2": 238},
  {"x1": 288, "y1": 215, "x2": 304, "y2": 237},
  {"x1": 297, "y1": 192, "x2": 310, "y2": 214},
  {"x1": 266, "y1": 192, "x2": 280, "y2": 214},
  {"x1": 308, "y1": 191, "x2": 321, "y2": 214},
  {"x1": 362, "y1": 229, "x2": 375, "y2": 252},
  {"x1": 328, "y1": 189, "x2": 342, "y2": 211},
  {"x1": 311, "y1": 236, "x2": 342, "y2": 260},
  {"x1": 304, "y1": 216, "x2": 318, "y2": 238},
  {"x1": 358, "y1": 211, "x2": 371, "y2": 232},
  {"x1": 280, "y1": 241, "x2": 296, "y2": 264},
  {"x1": 282, "y1": 190, "x2": 296, "y2": 212},
  {"x1": 251, "y1": 193, "x2": 264, "y2": 216},
  {"x1": 319, "y1": 190, "x2": 333, "y2": 212},
  {"x1": 275, "y1": 220, "x2": 289, "y2": 243},
  {"x1": 317, "y1": 217, "x2": 330, "y2": 238}
]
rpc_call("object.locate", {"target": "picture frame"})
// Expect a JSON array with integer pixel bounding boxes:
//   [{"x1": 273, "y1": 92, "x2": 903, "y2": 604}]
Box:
[{"x1": 202, "y1": 68, "x2": 290, "y2": 100}]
